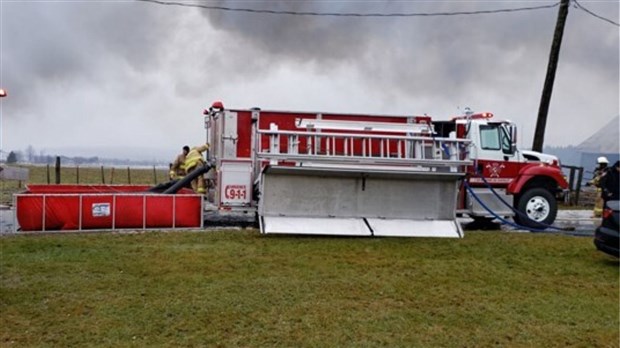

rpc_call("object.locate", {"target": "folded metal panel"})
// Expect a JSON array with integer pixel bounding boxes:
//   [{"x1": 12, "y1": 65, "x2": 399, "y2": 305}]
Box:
[
  {"x1": 258, "y1": 165, "x2": 464, "y2": 238},
  {"x1": 261, "y1": 217, "x2": 371, "y2": 236},
  {"x1": 367, "y1": 219, "x2": 462, "y2": 238}
]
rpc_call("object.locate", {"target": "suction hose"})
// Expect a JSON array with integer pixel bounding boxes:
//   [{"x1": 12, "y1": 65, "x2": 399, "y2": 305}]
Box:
[
  {"x1": 146, "y1": 164, "x2": 212, "y2": 194},
  {"x1": 162, "y1": 164, "x2": 212, "y2": 194}
]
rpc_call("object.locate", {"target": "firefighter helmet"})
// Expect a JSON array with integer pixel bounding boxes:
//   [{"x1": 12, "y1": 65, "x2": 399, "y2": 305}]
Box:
[{"x1": 597, "y1": 156, "x2": 609, "y2": 164}]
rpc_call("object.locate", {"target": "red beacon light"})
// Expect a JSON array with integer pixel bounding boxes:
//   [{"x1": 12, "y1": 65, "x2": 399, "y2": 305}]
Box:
[
  {"x1": 211, "y1": 101, "x2": 224, "y2": 110},
  {"x1": 204, "y1": 101, "x2": 224, "y2": 115}
]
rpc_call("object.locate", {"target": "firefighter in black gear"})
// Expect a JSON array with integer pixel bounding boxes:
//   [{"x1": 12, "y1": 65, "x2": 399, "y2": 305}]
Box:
[{"x1": 601, "y1": 161, "x2": 619, "y2": 202}]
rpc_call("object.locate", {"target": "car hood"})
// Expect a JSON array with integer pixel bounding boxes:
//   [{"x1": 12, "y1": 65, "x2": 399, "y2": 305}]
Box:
[{"x1": 605, "y1": 200, "x2": 619, "y2": 212}]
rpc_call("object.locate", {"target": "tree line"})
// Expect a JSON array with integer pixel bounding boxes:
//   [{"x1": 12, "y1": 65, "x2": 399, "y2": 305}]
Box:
[
  {"x1": 5, "y1": 150, "x2": 99, "y2": 165},
  {"x1": 2, "y1": 145, "x2": 167, "y2": 167}
]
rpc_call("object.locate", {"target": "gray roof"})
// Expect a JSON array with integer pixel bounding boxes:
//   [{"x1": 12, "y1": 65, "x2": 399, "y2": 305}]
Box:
[{"x1": 576, "y1": 116, "x2": 620, "y2": 154}]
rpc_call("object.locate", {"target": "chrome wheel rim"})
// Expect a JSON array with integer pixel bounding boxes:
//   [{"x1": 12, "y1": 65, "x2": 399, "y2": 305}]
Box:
[{"x1": 525, "y1": 196, "x2": 550, "y2": 222}]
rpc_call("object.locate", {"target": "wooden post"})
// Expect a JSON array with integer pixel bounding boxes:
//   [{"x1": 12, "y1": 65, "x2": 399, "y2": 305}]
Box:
[
  {"x1": 55, "y1": 156, "x2": 61, "y2": 184},
  {"x1": 152, "y1": 166, "x2": 157, "y2": 184},
  {"x1": 101, "y1": 166, "x2": 106, "y2": 184},
  {"x1": 575, "y1": 167, "x2": 583, "y2": 205},
  {"x1": 532, "y1": 0, "x2": 570, "y2": 152},
  {"x1": 46, "y1": 164, "x2": 50, "y2": 184},
  {"x1": 110, "y1": 167, "x2": 115, "y2": 184},
  {"x1": 76, "y1": 166, "x2": 80, "y2": 184},
  {"x1": 567, "y1": 167, "x2": 575, "y2": 205},
  {"x1": 127, "y1": 167, "x2": 131, "y2": 184}
]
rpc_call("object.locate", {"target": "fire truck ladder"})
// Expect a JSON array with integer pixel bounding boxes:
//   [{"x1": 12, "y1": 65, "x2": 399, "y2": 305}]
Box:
[{"x1": 255, "y1": 120, "x2": 472, "y2": 238}]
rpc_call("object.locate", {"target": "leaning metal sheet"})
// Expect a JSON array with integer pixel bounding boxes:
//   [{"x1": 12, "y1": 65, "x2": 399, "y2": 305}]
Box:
[
  {"x1": 261, "y1": 217, "x2": 372, "y2": 236},
  {"x1": 367, "y1": 219, "x2": 462, "y2": 238}
]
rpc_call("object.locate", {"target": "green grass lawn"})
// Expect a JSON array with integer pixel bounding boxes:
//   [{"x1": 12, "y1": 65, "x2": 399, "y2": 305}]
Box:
[{"x1": 1, "y1": 231, "x2": 618, "y2": 347}]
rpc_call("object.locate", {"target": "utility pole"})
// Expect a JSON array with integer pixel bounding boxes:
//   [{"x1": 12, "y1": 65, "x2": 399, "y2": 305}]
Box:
[{"x1": 532, "y1": 0, "x2": 570, "y2": 152}]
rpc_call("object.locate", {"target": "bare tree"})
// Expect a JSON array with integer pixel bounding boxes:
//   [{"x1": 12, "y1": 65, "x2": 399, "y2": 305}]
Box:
[
  {"x1": 26, "y1": 145, "x2": 35, "y2": 163},
  {"x1": 38, "y1": 149, "x2": 46, "y2": 163}
]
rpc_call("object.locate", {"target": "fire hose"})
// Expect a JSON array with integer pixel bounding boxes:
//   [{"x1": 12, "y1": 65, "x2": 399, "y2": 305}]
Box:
[
  {"x1": 437, "y1": 142, "x2": 575, "y2": 232},
  {"x1": 464, "y1": 181, "x2": 574, "y2": 233},
  {"x1": 147, "y1": 164, "x2": 212, "y2": 194},
  {"x1": 464, "y1": 171, "x2": 576, "y2": 232}
]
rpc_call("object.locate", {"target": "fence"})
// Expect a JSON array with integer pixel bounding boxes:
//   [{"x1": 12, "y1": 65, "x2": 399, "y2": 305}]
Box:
[
  {"x1": 0, "y1": 160, "x2": 169, "y2": 206},
  {"x1": 43, "y1": 157, "x2": 167, "y2": 185},
  {"x1": 562, "y1": 165, "x2": 584, "y2": 205}
]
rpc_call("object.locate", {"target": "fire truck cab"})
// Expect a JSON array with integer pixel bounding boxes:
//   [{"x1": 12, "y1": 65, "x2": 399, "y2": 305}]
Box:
[{"x1": 434, "y1": 111, "x2": 567, "y2": 228}]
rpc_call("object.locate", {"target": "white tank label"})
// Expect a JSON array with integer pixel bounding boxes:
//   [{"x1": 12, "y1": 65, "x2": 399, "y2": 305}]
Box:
[{"x1": 92, "y1": 203, "x2": 111, "y2": 217}]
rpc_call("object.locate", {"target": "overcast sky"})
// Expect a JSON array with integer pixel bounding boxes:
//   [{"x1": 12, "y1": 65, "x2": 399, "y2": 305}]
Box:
[{"x1": 0, "y1": 0, "x2": 618, "y2": 161}]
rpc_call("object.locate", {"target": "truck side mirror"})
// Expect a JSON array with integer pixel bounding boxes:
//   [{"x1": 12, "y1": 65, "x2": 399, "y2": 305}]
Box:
[
  {"x1": 510, "y1": 125, "x2": 518, "y2": 153},
  {"x1": 501, "y1": 123, "x2": 517, "y2": 155}
]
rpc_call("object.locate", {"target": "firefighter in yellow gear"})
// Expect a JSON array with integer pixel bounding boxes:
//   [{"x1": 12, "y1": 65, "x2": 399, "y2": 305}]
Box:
[
  {"x1": 184, "y1": 144, "x2": 209, "y2": 194},
  {"x1": 587, "y1": 156, "x2": 609, "y2": 218},
  {"x1": 169, "y1": 145, "x2": 190, "y2": 180}
]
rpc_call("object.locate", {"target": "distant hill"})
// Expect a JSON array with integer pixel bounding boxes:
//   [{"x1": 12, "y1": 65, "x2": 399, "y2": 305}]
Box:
[
  {"x1": 545, "y1": 115, "x2": 620, "y2": 178},
  {"x1": 576, "y1": 116, "x2": 619, "y2": 154},
  {"x1": 543, "y1": 145, "x2": 582, "y2": 167}
]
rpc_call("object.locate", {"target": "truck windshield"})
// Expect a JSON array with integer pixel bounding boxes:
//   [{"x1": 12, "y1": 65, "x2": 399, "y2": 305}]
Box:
[
  {"x1": 480, "y1": 124, "x2": 512, "y2": 154},
  {"x1": 480, "y1": 125, "x2": 501, "y2": 150}
]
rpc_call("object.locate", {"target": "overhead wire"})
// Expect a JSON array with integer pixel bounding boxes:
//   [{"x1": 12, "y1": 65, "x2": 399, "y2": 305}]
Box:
[
  {"x1": 136, "y1": 0, "x2": 619, "y2": 30},
  {"x1": 573, "y1": 0, "x2": 620, "y2": 27},
  {"x1": 136, "y1": 0, "x2": 560, "y2": 18}
]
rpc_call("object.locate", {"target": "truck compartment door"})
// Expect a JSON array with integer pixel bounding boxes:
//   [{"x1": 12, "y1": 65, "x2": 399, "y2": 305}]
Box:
[
  {"x1": 258, "y1": 166, "x2": 464, "y2": 238},
  {"x1": 466, "y1": 187, "x2": 515, "y2": 217},
  {"x1": 218, "y1": 160, "x2": 253, "y2": 208}
]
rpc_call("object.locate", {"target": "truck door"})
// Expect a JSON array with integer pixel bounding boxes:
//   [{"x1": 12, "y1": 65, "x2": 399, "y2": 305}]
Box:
[{"x1": 471, "y1": 122, "x2": 521, "y2": 185}]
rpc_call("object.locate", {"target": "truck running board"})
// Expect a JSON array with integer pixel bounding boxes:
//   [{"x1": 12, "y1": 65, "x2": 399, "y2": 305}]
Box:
[{"x1": 258, "y1": 166, "x2": 464, "y2": 238}]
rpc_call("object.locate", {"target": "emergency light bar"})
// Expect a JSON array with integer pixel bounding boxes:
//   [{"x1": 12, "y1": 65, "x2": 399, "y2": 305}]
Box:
[{"x1": 451, "y1": 112, "x2": 494, "y2": 121}]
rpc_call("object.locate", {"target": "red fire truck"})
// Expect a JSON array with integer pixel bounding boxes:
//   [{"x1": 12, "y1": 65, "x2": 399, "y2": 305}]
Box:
[{"x1": 202, "y1": 102, "x2": 568, "y2": 238}]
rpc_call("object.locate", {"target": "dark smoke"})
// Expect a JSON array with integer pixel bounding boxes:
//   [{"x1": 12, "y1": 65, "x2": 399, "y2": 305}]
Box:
[
  {"x1": 0, "y1": 0, "x2": 617, "y2": 153},
  {"x1": 199, "y1": 0, "x2": 618, "y2": 100},
  {"x1": 2, "y1": 1, "x2": 174, "y2": 115}
]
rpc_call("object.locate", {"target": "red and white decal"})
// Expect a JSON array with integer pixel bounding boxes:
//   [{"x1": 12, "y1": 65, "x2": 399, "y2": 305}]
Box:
[
  {"x1": 224, "y1": 185, "x2": 247, "y2": 201},
  {"x1": 485, "y1": 162, "x2": 506, "y2": 178}
]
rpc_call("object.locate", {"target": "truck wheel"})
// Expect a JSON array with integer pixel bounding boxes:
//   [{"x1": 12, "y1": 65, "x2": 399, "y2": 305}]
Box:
[{"x1": 514, "y1": 188, "x2": 557, "y2": 229}]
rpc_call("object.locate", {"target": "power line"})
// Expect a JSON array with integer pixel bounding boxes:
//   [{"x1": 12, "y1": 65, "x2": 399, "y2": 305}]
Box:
[
  {"x1": 136, "y1": 0, "x2": 560, "y2": 18},
  {"x1": 573, "y1": 0, "x2": 620, "y2": 27}
]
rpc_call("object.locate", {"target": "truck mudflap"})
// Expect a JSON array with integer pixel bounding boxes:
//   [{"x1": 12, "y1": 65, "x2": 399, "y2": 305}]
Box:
[{"x1": 258, "y1": 165, "x2": 465, "y2": 238}]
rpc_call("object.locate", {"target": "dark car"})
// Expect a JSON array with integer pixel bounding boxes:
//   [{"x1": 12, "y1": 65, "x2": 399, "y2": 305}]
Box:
[{"x1": 594, "y1": 200, "x2": 619, "y2": 257}]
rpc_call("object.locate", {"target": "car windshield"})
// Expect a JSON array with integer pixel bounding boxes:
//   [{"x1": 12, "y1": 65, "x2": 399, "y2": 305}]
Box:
[{"x1": 606, "y1": 200, "x2": 619, "y2": 211}]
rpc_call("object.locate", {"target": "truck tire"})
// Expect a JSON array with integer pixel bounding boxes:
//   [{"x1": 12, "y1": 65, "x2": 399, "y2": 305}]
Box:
[{"x1": 514, "y1": 188, "x2": 557, "y2": 229}]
